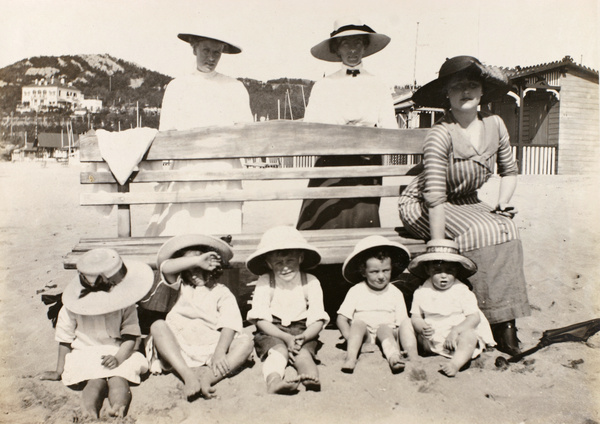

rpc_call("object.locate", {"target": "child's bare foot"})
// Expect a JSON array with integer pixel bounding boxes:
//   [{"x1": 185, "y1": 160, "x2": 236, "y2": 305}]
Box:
[
  {"x1": 341, "y1": 357, "x2": 357, "y2": 374},
  {"x1": 440, "y1": 362, "x2": 460, "y2": 377},
  {"x1": 266, "y1": 374, "x2": 300, "y2": 395},
  {"x1": 107, "y1": 404, "x2": 127, "y2": 418},
  {"x1": 388, "y1": 353, "x2": 406, "y2": 374},
  {"x1": 200, "y1": 375, "x2": 217, "y2": 399},
  {"x1": 182, "y1": 375, "x2": 203, "y2": 399},
  {"x1": 298, "y1": 374, "x2": 321, "y2": 391}
]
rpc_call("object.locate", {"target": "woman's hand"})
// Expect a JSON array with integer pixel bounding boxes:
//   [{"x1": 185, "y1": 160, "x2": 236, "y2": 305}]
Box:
[
  {"x1": 101, "y1": 355, "x2": 120, "y2": 369},
  {"x1": 493, "y1": 203, "x2": 518, "y2": 218},
  {"x1": 196, "y1": 252, "x2": 222, "y2": 271}
]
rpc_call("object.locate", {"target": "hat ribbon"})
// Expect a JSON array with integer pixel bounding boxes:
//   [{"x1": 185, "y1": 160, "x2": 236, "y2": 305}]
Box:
[
  {"x1": 78, "y1": 263, "x2": 128, "y2": 298},
  {"x1": 426, "y1": 245, "x2": 459, "y2": 254},
  {"x1": 330, "y1": 24, "x2": 375, "y2": 37}
]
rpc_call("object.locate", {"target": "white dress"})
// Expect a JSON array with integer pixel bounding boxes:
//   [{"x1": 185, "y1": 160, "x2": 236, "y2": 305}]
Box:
[
  {"x1": 55, "y1": 306, "x2": 148, "y2": 385},
  {"x1": 410, "y1": 280, "x2": 496, "y2": 359},
  {"x1": 145, "y1": 69, "x2": 253, "y2": 236}
]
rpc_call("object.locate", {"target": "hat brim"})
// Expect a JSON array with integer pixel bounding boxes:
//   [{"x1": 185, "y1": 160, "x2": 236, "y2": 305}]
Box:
[
  {"x1": 246, "y1": 247, "x2": 321, "y2": 276},
  {"x1": 412, "y1": 63, "x2": 511, "y2": 108},
  {"x1": 157, "y1": 234, "x2": 234, "y2": 269},
  {"x1": 342, "y1": 243, "x2": 410, "y2": 285},
  {"x1": 408, "y1": 252, "x2": 477, "y2": 279},
  {"x1": 310, "y1": 33, "x2": 390, "y2": 62},
  {"x1": 62, "y1": 260, "x2": 154, "y2": 315},
  {"x1": 177, "y1": 33, "x2": 242, "y2": 54}
]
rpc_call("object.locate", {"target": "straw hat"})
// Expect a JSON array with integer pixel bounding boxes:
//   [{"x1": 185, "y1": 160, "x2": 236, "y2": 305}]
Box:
[
  {"x1": 412, "y1": 55, "x2": 510, "y2": 108},
  {"x1": 342, "y1": 235, "x2": 411, "y2": 285},
  {"x1": 177, "y1": 31, "x2": 242, "y2": 54},
  {"x1": 62, "y1": 248, "x2": 154, "y2": 315},
  {"x1": 245, "y1": 226, "x2": 321, "y2": 276},
  {"x1": 408, "y1": 239, "x2": 477, "y2": 279},
  {"x1": 156, "y1": 234, "x2": 234, "y2": 270},
  {"x1": 310, "y1": 17, "x2": 390, "y2": 62}
]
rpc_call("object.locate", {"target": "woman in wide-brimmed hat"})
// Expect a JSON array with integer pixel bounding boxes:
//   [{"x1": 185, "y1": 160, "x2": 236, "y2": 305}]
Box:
[
  {"x1": 145, "y1": 28, "x2": 253, "y2": 238},
  {"x1": 398, "y1": 56, "x2": 530, "y2": 356},
  {"x1": 40, "y1": 249, "x2": 153, "y2": 418},
  {"x1": 296, "y1": 17, "x2": 398, "y2": 320}
]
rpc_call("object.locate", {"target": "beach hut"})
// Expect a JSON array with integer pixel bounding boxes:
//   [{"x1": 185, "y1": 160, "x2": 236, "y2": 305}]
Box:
[{"x1": 491, "y1": 56, "x2": 599, "y2": 175}]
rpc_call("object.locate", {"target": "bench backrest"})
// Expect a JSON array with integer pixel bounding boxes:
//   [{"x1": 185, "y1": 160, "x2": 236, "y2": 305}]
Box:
[{"x1": 79, "y1": 121, "x2": 426, "y2": 237}]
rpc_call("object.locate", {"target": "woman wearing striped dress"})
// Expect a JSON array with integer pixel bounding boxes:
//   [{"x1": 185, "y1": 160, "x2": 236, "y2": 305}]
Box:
[{"x1": 398, "y1": 56, "x2": 530, "y2": 355}]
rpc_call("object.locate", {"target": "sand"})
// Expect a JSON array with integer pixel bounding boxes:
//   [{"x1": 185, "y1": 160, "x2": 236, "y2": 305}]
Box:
[{"x1": 1, "y1": 160, "x2": 599, "y2": 424}]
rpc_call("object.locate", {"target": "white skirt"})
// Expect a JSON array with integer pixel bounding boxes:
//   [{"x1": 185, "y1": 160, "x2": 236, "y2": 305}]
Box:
[{"x1": 61, "y1": 345, "x2": 148, "y2": 386}]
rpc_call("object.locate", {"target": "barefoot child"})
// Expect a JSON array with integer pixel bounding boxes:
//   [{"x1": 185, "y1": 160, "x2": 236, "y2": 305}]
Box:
[
  {"x1": 40, "y1": 248, "x2": 153, "y2": 419},
  {"x1": 337, "y1": 235, "x2": 419, "y2": 374},
  {"x1": 409, "y1": 239, "x2": 496, "y2": 377},
  {"x1": 148, "y1": 234, "x2": 254, "y2": 400},
  {"x1": 246, "y1": 226, "x2": 329, "y2": 394}
]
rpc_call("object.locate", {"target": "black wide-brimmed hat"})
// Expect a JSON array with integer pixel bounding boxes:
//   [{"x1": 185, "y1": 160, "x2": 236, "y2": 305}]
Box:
[
  {"x1": 412, "y1": 56, "x2": 510, "y2": 108},
  {"x1": 177, "y1": 31, "x2": 242, "y2": 54}
]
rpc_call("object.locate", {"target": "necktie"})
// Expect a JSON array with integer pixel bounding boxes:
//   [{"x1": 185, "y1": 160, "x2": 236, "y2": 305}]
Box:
[{"x1": 346, "y1": 69, "x2": 360, "y2": 77}]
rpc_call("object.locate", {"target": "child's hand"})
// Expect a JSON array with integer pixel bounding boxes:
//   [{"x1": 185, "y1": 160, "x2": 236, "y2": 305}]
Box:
[
  {"x1": 39, "y1": 371, "x2": 61, "y2": 381},
  {"x1": 101, "y1": 355, "x2": 120, "y2": 369},
  {"x1": 196, "y1": 252, "x2": 222, "y2": 271},
  {"x1": 443, "y1": 329, "x2": 459, "y2": 351},
  {"x1": 211, "y1": 351, "x2": 231, "y2": 377},
  {"x1": 290, "y1": 334, "x2": 305, "y2": 356},
  {"x1": 420, "y1": 324, "x2": 434, "y2": 339}
]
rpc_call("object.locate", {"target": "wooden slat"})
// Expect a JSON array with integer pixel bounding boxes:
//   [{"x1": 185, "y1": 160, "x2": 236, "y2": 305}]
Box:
[
  {"x1": 80, "y1": 164, "x2": 419, "y2": 184},
  {"x1": 64, "y1": 228, "x2": 427, "y2": 269},
  {"x1": 80, "y1": 184, "x2": 410, "y2": 206},
  {"x1": 79, "y1": 121, "x2": 426, "y2": 162}
]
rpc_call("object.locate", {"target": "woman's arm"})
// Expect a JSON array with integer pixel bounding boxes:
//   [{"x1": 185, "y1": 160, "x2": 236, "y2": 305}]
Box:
[
  {"x1": 429, "y1": 203, "x2": 447, "y2": 240},
  {"x1": 495, "y1": 175, "x2": 518, "y2": 217}
]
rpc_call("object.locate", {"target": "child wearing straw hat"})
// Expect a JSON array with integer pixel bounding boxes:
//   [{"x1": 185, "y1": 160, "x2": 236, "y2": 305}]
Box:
[
  {"x1": 147, "y1": 234, "x2": 253, "y2": 400},
  {"x1": 246, "y1": 226, "x2": 329, "y2": 394},
  {"x1": 337, "y1": 235, "x2": 419, "y2": 374},
  {"x1": 40, "y1": 248, "x2": 153, "y2": 419},
  {"x1": 408, "y1": 240, "x2": 496, "y2": 377}
]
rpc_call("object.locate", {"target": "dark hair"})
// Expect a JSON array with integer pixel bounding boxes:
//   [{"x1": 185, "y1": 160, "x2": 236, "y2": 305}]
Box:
[
  {"x1": 329, "y1": 34, "x2": 370, "y2": 54},
  {"x1": 356, "y1": 247, "x2": 408, "y2": 279},
  {"x1": 174, "y1": 245, "x2": 224, "y2": 288}
]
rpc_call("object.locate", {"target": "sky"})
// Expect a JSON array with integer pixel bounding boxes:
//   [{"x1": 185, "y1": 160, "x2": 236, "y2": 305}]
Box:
[{"x1": 1, "y1": 0, "x2": 598, "y2": 88}]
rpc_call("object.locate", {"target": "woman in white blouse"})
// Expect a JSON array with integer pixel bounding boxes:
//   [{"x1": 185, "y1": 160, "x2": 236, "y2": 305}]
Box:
[
  {"x1": 296, "y1": 17, "x2": 398, "y2": 321},
  {"x1": 145, "y1": 30, "x2": 253, "y2": 237}
]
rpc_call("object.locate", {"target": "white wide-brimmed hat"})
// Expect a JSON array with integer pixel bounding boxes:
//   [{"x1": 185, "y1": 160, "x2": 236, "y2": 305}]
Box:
[
  {"x1": 246, "y1": 226, "x2": 321, "y2": 276},
  {"x1": 342, "y1": 235, "x2": 411, "y2": 285},
  {"x1": 310, "y1": 17, "x2": 390, "y2": 62},
  {"x1": 177, "y1": 31, "x2": 242, "y2": 54},
  {"x1": 156, "y1": 234, "x2": 234, "y2": 269},
  {"x1": 62, "y1": 248, "x2": 154, "y2": 316},
  {"x1": 408, "y1": 239, "x2": 477, "y2": 279}
]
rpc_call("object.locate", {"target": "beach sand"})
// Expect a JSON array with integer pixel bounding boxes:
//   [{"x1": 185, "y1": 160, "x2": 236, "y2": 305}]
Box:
[{"x1": 0, "y1": 160, "x2": 599, "y2": 424}]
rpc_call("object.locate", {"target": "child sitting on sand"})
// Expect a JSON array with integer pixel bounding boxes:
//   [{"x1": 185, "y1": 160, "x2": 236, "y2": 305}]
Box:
[
  {"x1": 40, "y1": 248, "x2": 153, "y2": 419},
  {"x1": 337, "y1": 235, "x2": 419, "y2": 374},
  {"x1": 147, "y1": 234, "x2": 254, "y2": 400},
  {"x1": 409, "y1": 239, "x2": 496, "y2": 377},
  {"x1": 246, "y1": 226, "x2": 329, "y2": 394}
]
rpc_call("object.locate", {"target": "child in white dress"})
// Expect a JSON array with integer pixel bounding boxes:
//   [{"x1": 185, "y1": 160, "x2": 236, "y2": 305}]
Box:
[
  {"x1": 40, "y1": 248, "x2": 153, "y2": 419},
  {"x1": 246, "y1": 226, "x2": 329, "y2": 394},
  {"x1": 337, "y1": 235, "x2": 419, "y2": 374},
  {"x1": 148, "y1": 234, "x2": 253, "y2": 400},
  {"x1": 409, "y1": 239, "x2": 496, "y2": 377}
]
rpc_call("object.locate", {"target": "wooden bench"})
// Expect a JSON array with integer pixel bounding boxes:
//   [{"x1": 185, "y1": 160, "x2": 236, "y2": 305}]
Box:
[{"x1": 65, "y1": 121, "x2": 427, "y2": 309}]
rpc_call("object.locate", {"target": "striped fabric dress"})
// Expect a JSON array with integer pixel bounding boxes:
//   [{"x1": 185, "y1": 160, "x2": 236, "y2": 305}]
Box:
[{"x1": 398, "y1": 112, "x2": 530, "y2": 324}]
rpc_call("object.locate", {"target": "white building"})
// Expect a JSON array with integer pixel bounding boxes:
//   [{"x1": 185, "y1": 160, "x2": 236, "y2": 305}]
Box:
[{"x1": 19, "y1": 77, "x2": 82, "y2": 112}]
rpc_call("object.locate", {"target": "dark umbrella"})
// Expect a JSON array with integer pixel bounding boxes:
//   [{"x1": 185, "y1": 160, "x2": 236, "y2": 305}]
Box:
[{"x1": 495, "y1": 318, "x2": 600, "y2": 368}]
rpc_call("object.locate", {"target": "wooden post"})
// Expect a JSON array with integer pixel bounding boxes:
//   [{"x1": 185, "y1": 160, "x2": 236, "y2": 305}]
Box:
[
  {"x1": 517, "y1": 84, "x2": 525, "y2": 174},
  {"x1": 117, "y1": 183, "x2": 132, "y2": 237}
]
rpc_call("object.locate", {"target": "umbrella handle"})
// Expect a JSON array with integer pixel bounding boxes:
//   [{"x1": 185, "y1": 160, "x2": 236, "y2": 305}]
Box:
[{"x1": 507, "y1": 344, "x2": 543, "y2": 363}]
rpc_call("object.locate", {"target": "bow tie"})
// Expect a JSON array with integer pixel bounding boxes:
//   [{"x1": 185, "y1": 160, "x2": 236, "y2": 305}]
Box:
[{"x1": 346, "y1": 69, "x2": 360, "y2": 77}]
